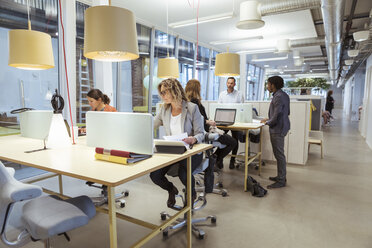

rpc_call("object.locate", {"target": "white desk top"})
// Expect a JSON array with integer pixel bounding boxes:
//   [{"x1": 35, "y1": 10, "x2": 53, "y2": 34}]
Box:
[
  {"x1": 0, "y1": 135, "x2": 212, "y2": 187},
  {"x1": 218, "y1": 122, "x2": 264, "y2": 130}
]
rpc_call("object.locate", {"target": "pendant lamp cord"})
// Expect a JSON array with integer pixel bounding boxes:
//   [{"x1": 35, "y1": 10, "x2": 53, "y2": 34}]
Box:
[
  {"x1": 58, "y1": 0, "x2": 76, "y2": 144},
  {"x1": 196, "y1": 0, "x2": 200, "y2": 63},
  {"x1": 166, "y1": 0, "x2": 169, "y2": 57},
  {"x1": 26, "y1": 0, "x2": 31, "y2": 30}
]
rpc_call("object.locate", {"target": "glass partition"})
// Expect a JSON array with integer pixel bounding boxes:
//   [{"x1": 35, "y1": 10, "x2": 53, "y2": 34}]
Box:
[
  {"x1": 178, "y1": 38, "x2": 195, "y2": 87},
  {"x1": 196, "y1": 45, "x2": 210, "y2": 100}
]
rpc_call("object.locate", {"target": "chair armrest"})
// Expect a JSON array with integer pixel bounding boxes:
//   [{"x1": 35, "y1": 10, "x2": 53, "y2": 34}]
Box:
[{"x1": 3, "y1": 180, "x2": 42, "y2": 203}]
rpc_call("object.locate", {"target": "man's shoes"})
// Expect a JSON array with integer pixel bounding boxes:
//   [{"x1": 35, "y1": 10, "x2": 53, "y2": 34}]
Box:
[
  {"x1": 269, "y1": 176, "x2": 287, "y2": 182},
  {"x1": 216, "y1": 159, "x2": 223, "y2": 169},
  {"x1": 167, "y1": 186, "x2": 179, "y2": 208},
  {"x1": 267, "y1": 181, "x2": 286, "y2": 189},
  {"x1": 229, "y1": 160, "x2": 235, "y2": 169}
]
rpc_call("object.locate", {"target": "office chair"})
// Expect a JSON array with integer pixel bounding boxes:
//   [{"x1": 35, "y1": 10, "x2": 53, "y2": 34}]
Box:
[
  {"x1": 160, "y1": 133, "x2": 218, "y2": 239},
  {"x1": 0, "y1": 161, "x2": 96, "y2": 248},
  {"x1": 86, "y1": 181, "x2": 128, "y2": 208}
]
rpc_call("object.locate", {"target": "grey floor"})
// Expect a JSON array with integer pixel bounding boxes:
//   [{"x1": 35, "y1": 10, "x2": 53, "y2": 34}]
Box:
[{"x1": 5, "y1": 114, "x2": 372, "y2": 248}]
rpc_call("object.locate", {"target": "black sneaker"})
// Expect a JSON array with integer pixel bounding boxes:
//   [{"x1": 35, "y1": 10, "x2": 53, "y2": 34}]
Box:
[
  {"x1": 269, "y1": 176, "x2": 287, "y2": 182},
  {"x1": 267, "y1": 181, "x2": 286, "y2": 189},
  {"x1": 229, "y1": 160, "x2": 235, "y2": 169}
]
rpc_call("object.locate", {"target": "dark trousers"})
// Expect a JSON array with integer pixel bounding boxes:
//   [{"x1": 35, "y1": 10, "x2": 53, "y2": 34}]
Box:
[
  {"x1": 270, "y1": 133, "x2": 286, "y2": 182},
  {"x1": 230, "y1": 131, "x2": 243, "y2": 162},
  {"x1": 150, "y1": 153, "x2": 203, "y2": 196},
  {"x1": 214, "y1": 134, "x2": 238, "y2": 162}
]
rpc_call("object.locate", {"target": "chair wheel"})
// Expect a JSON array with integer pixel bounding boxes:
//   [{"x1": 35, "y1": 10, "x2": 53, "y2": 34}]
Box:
[
  {"x1": 120, "y1": 202, "x2": 125, "y2": 208},
  {"x1": 161, "y1": 213, "x2": 167, "y2": 221},
  {"x1": 211, "y1": 216, "x2": 217, "y2": 223},
  {"x1": 218, "y1": 183, "x2": 223, "y2": 188},
  {"x1": 198, "y1": 233, "x2": 204, "y2": 240},
  {"x1": 124, "y1": 191, "x2": 129, "y2": 197},
  {"x1": 162, "y1": 231, "x2": 168, "y2": 237},
  {"x1": 222, "y1": 191, "x2": 227, "y2": 197}
]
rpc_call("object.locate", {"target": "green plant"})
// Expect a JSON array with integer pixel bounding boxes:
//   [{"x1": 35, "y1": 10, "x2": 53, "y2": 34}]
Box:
[{"x1": 286, "y1": 78, "x2": 330, "y2": 90}]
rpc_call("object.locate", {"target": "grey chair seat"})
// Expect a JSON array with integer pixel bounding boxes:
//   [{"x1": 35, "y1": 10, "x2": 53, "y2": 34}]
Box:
[{"x1": 22, "y1": 195, "x2": 95, "y2": 240}]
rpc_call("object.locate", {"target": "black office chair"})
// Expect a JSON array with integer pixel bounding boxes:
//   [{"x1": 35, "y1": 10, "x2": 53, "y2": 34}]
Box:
[{"x1": 160, "y1": 134, "x2": 217, "y2": 239}]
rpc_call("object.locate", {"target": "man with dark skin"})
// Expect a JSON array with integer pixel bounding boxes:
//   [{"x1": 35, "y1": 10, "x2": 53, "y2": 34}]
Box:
[{"x1": 261, "y1": 76, "x2": 290, "y2": 189}]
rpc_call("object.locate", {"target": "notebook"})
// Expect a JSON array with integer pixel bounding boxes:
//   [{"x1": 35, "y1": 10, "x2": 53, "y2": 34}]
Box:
[{"x1": 214, "y1": 108, "x2": 236, "y2": 126}]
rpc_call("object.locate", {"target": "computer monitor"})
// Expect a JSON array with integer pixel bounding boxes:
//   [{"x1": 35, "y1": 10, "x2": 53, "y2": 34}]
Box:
[
  {"x1": 19, "y1": 110, "x2": 53, "y2": 140},
  {"x1": 209, "y1": 103, "x2": 252, "y2": 123},
  {"x1": 86, "y1": 112, "x2": 154, "y2": 155}
]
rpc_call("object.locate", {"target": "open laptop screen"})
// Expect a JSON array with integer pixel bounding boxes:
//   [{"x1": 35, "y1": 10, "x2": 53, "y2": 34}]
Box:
[{"x1": 214, "y1": 108, "x2": 236, "y2": 126}]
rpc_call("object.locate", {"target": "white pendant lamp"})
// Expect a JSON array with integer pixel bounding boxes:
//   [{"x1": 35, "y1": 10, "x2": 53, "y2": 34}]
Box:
[
  {"x1": 347, "y1": 49, "x2": 359, "y2": 57},
  {"x1": 8, "y1": 0, "x2": 54, "y2": 70},
  {"x1": 236, "y1": 1, "x2": 265, "y2": 30},
  {"x1": 344, "y1": 59, "x2": 354, "y2": 66},
  {"x1": 158, "y1": 56, "x2": 179, "y2": 78},
  {"x1": 353, "y1": 30, "x2": 369, "y2": 42},
  {"x1": 277, "y1": 39, "x2": 290, "y2": 53},
  {"x1": 157, "y1": 0, "x2": 179, "y2": 78},
  {"x1": 215, "y1": 49, "x2": 240, "y2": 76},
  {"x1": 84, "y1": 2, "x2": 139, "y2": 61}
]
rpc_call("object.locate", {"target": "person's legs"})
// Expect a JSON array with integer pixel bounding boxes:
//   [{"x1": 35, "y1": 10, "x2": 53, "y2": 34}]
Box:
[
  {"x1": 268, "y1": 133, "x2": 286, "y2": 188},
  {"x1": 230, "y1": 131, "x2": 241, "y2": 169},
  {"x1": 214, "y1": 134, "x2": 238, "y2": 169},
  {"x1": 150, "y1": 165, "x2": 178, "y2": 207},
  {"x1": 178, "y1": 153, "x2": 203, "y2": 199}
]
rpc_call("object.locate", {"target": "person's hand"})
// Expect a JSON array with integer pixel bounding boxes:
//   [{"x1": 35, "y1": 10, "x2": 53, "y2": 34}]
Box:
[
  {"x1": 79, "y1": 127, "x2": 86, "y2": 134},
  {"x1": 260, "y1": 118, "x2": 268, "y2": 124},
  {"x1": 206, "y1": 120, "x2": 216, "y2": 126},
  {"x1": 182, "y1": 136, "x2": 197, "y2": 145}
]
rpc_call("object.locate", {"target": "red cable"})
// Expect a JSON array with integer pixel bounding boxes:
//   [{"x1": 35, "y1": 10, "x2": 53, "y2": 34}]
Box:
[{"x1": 58, "y1": 0, "x2": 75, "y2": 144}]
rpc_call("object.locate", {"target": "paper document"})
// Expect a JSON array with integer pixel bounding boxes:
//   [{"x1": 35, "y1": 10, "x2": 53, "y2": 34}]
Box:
[
  {"x1": 163, "y1": 132, "x2": 190, "y2": 149},
  {"x1": 252, "y1": 119, "x2": 261, "y2": 123}
]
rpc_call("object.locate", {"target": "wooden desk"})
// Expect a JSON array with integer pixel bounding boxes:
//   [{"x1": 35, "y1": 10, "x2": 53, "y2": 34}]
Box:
[
  {"x1": 0, "y1": 126, "x2": 20, "y2": 136},
  {"x1": 0, "y1": 135, "x2": 212, "y2": 248},
  {"x1": 218, "y1": 122, "x2": 264, "y2": 191}
]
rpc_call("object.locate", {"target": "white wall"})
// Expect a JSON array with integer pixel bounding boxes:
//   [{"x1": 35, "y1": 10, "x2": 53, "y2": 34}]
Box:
[
  {"x1": 343, "y1": 77, "x2": 352, "y2": 119},
  {"x1": 351, "y1": 67, "x2": 365, "y2": 121},
  {"x1": 364, "y1": 54, "x2": 372, "y2": 149}
]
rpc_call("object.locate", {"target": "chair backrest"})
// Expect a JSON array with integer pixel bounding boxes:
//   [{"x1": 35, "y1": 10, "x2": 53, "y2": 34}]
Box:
[{"x1": 0, "y1": 161, "x2": 14, "y2": 233}]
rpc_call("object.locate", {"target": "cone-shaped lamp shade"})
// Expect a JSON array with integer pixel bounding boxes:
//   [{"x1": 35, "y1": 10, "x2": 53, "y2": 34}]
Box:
[
  {"x1": 84, "y1": 6, "x2": 139, "y2": 61},
  {"x1": 8, "y1": 30, "x2": 54, "y2": 70},
  {"x1": 157, "y1": 57, "x2": 179, "y2": 78},
  {"x1": 215, "y1": 53, "x2": 240, "y2": 76}
]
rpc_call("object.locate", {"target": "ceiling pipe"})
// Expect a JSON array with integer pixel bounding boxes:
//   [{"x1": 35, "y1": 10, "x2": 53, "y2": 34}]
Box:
[
  {"x1": 260, "y1": 0, "x2": 320, "y2": 16},
  {"x1": 290, "y1": 37, "x2": 325, "y2": 48},
  {"x1": 303, "y1": 56, "x2": 328, "y2": 62},
  {"x1": 320, "y1": 0, "x2": 346, "y2": 83}
]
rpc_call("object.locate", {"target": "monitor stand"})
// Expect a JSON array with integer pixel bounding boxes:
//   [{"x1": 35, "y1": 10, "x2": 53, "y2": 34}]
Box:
[{"x1": 24, "y1": 139, "x2": 48, "y2": 153}]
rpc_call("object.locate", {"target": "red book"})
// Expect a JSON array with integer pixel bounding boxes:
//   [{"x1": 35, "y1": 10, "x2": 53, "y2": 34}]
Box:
[{"x1": 95, "y1": 147, "x2": 131, "y2": 158}]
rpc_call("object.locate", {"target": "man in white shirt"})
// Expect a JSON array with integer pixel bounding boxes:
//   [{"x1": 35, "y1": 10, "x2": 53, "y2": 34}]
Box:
[
  {"x1": 218, "y1": 77, "x2": 244, "y2": 169},
  {"x1": 218, "y1": 77, "x2": 244, "y2": 103}
]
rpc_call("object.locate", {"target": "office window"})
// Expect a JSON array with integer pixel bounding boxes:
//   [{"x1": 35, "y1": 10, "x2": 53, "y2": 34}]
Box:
[
  {"x1": 117, "y1": 23, "x2": 151, "y2": 113},
  {"x1": 196, "y1": 45, "x2": 209, "y2": 100},
  {"x1": 178, "y1": 38, "x2": 195, "y2": 88},
  {"x1": 0, "y1": 0, "x2": 59, "y2": 126},
  {"x1": 151, "y1": 30, "x2": 176, "y2": 109},
  {"x1": 246, "y1": 62, "x2": 262, "y2": 100},
  {"x1": 76, "y1": 1, "x2": 95, "y2": 123},
  {"x1": 209, "y1": 50, "x2": 220, "y2": 100}
]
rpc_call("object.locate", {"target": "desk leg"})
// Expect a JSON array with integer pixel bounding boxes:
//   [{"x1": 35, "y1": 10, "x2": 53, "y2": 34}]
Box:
[
  {"x1": 244, "y1": 131, "x2": 249, "y2": 191},
  {"x1": 186, "y1": 156, "x2": 192, "y2": 248},
  {"x1": 107, "y1": 186, "x2": 118, "y2": 248},
  {"x1": 259, "y1": 127, "x2": 263, "y2": 176},
  {"x1": 58, "y1": 175, "x2": 63, "y2": 195}
]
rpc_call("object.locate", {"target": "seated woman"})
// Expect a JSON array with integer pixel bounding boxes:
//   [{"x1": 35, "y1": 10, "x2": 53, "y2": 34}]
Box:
[
  {"x1": 80, "y1": 89, "x2": 117, "y2": 134},
  {"x1": 185, "y1": 79, "x2": 237, "y2": 169},
  {"x1": 151, "y1": 78, "x2": 204, "y2": 208}
]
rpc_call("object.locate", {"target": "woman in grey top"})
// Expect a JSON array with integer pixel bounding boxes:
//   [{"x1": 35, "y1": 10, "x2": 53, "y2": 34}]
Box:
[{"x1": 151, "y1": 78, "x2": 204, "y2": 208}]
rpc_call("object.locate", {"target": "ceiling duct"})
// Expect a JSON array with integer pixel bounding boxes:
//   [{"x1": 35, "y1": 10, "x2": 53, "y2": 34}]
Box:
[
  {"x1": 290, "y1": 37, "x2": 325, "y2": 48},
  {"x1": 320, "y1": 0, "x2": 346, "y2": 83},
  {"x1": 303, "y1": 56, "x2": 328, "y2": 62},
  {"x1": 260, "y1": 0, "x2": 320, "y2": 16}
]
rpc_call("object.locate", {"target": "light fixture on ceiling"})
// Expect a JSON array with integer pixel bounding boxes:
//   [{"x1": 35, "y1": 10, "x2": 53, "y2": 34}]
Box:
[
  {"x1": 8, "y1": 0, "x2": 54, "y2": 70},
  {"x1": 237, "y1": 48, "x2": 276, "y2": 54},
  {"x1": 169, "y1": 12, "x2": 234, "y2": 28},
  {"x1": 292, "y1": 50, "x2": 300, "y2": 59},
  {"x1": 294, "y1": 57, "x2": 304, "y2": 67},
  {"x1": 158, "y1": 0, "x2": 179, "y2": 78},
  {"x1": 84, "y1": 1, "x2": 139, "y2": 61},
  {"x1": 251, "y1": 54, "x2": 288, "y2": 62},
  {"x1": 345, "y1": 59, "x2": 354, "y2": 66},
  {"x1": 264, "y1": 64, "x2": 270, "y2": 68},
  {"x1": 343, "y1": 65, "x2": 351, "y2": 70},
  {"x1": 210, "y1": 36, "x2": 263, "y2": 45},
  {"x1": 236, "y1": 1, "x2": 265, "y2": 30},
  {"x1": 347, "y1": 49, "x2": 359, "y2": 57},
  {"x1": 215, "y1": 48, "x2": 240, "y2": 76},
  {"x1": 353, "y1": 30, "x2": 369, "y2": 42},
  {"x1": 276, "y1": 39, "x2": 290, "y2": 53}
]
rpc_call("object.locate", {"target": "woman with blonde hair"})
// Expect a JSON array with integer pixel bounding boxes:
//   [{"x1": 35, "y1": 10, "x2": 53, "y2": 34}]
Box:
[
  {"x1": 151, "y1": 78, "x2": 204, "y2": 208},
  {"x1": 185, "y1": 79, "x2": 237, "y2": 170}
]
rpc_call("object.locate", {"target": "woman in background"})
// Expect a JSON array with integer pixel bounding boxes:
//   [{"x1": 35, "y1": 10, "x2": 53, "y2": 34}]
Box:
[
  {"x1": 151, "y1": 78, "x2": 204, "y2": 208},
  {"x1": 325, "y1": 90, "x2": 335, "y2": 114},
  {"x1": 185, "y1": 79, "x2": 237, "y2": 169}
]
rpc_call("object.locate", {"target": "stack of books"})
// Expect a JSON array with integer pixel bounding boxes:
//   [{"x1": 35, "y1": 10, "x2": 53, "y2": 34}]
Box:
[{"x1": 94, "y1": 147, "x2": 151, "y2": 165}]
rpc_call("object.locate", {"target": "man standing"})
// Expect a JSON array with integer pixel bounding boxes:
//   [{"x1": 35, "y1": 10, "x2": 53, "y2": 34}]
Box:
[
  {"x1": 218, "y1": 77, "x2": 244, "y2": 169},
  {"x1": 261, "y1": 76, "x2": 290, "y2": 189}
]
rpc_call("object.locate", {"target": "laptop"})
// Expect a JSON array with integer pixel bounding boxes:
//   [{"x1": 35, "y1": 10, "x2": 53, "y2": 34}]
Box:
[{"x1": 214, "y1": 108, "x2": 236, "y2": 126}]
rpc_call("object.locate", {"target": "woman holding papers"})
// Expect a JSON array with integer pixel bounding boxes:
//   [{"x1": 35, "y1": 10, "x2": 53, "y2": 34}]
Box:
[
  {"x1": 151, "y1": 78, "x2": 204, "y2": 208},
  {"x1": 185, "y1": 79, "x2": 237, "y2": 170}
]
